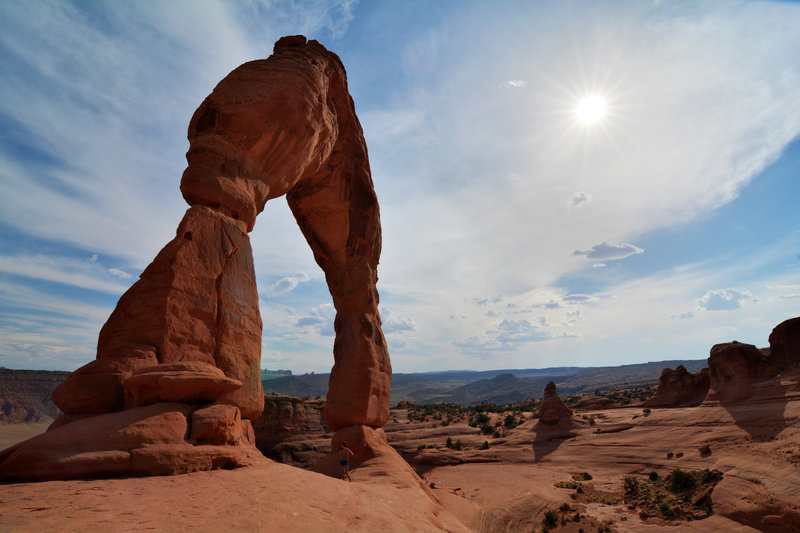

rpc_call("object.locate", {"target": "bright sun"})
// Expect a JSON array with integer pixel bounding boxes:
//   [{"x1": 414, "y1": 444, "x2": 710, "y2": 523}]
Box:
[{"x1": 575, "y1": 95, "x2": 607, "y2": 125}]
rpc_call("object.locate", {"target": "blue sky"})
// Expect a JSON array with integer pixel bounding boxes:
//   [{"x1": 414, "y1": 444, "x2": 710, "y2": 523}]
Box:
[{"x1": 1, "y1": 1, "x2": 798, "y2": 374}]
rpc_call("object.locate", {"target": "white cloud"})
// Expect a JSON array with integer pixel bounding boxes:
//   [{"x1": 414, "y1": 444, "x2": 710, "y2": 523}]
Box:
[
  {"x1": 671, "y1": 312, "x2": 695, "y2": 320},
  {"x1": 266, "y1": 272, "x2": 311, "y2": 297},
  {"x1": 567, "y1": 191, "x2": 592, "y2": 207},
  {"x1": 295, "y1": 303, "x2": 335, "y2": 336},
  {"x1": 505, "y1": 80, "x2": 527, "y2": 88},
  {"x1": 697, "y1": 289, "x2": 751, "y2": 311},
  {"x1": 380, "y1": 307, "x2": 417, "y2": 334},
  {"x1": 572, "y1": 242, "x2": 644, "y2": 261},
  {"x1": 0, "y1": 254, "x2": 131, "y2": 294},
  {"x1": 108, "y1": 268, "x2": 132, "y2": 279},
  {"x1": 562, "y1": 293, "x2": 595, "y2": 304}
]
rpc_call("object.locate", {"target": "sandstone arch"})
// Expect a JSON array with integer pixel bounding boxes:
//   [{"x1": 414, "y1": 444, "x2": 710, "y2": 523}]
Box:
[{"x1": 0, "y1": 36, "x2": 391, "y2": 480}]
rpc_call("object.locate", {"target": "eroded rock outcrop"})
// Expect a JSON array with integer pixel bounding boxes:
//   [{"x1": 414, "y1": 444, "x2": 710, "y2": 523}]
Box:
[
  {"x1": 643, "y1": 365, "x2": 709, "y2": 407},
  {"x1": 704, "y1": 317, "x2": 800, "y2": 405},
  {"x1": 252, "y1": 395, "x2": 329, "y2": 465},
  {"x1": 0, "y1": 35, "x2": 391, "y2": 480},
  {"x1": 537, "y1": 382, "x2": 573, "y2": 425}
]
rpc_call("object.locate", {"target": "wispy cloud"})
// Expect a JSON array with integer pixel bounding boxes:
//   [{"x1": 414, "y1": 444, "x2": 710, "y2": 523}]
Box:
[{"x1": 573, "y1": 242, "x2": 644, "y2": 261}]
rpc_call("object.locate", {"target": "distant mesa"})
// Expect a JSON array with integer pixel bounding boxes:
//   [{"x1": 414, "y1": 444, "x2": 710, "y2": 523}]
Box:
[{"x1": 0, "y1": 35, "x2": 391, "y2": 481}]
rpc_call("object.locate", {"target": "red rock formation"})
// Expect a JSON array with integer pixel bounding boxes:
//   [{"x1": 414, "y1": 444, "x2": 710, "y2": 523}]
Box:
[
  {"x1": 705, "y1": 342, "x2": 764, "y2": 403},
  {"x1": 537, "y1": 382, "x2": 573, "y2": 425},
  {"x1": 768, "y1": 316, "x2": 800, "y2": 373},
  {"x1": 0, "y1": 35, "x2": 391, "y2": 480},
  {"x1": 252, "y1": 395, "x2": 329, "y2": 464},
  {"x1": 643, "y1": 365, "x2": 709, "y2": 407}
]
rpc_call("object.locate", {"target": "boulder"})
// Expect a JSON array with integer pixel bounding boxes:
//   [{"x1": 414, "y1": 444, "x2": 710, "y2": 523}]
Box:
[
  {"x1": 643, "y1": 365, "x2": 709, "y2": 407},
  {"x1": 190, "y1": 404, "x2": 249, "y2": 446},
  {"x1": 537, "y1": 382, "x2": 573, "y2": 425}
]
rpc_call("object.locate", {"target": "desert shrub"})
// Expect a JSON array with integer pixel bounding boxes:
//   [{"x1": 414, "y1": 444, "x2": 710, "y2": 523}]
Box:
[
  {"x1": 588, "y1": 417, "x2": 595, "y2": 425},
  {"x1": 623, "y1": 476, "x2": 639, "y2": 498},
  {"x1": 493, "y1": 430, "x2": 502, "y2": 438},
  {"x1": 480, "y1": 423, "x2": 494, "y2": 435},
  {"x1": 542, "y1": 510, "x2": 558, "y2": 528},
  {"x1": 417, "y1": 444, "x2": 425, "y2": 451},
  {"x1": 475, "y1": 413, "x2": 490, "y2": 424},
  {"x1": 660, "y1": 502, "x2": 675, "y2": 517},
  {"x1": 649, "y1": 471, "x2": 659, "y2": 482},
  {"x1": 454, "y1": 439, "x2": 462, "y2": 450},
  {"x1": 700, "y1": 468, "x2": 722, "y2": 484},
  {"x1": 560, "y1": 503, "x2": 571, "y2": 512},
  {"x1": 504, "y1": 414, "x2": 518, "y2": 429},
  {"x1": 572, "y1": 472, "x2": 592, "y2": 481},
  {"x1": 479, "y1": 441, "x2": 490, "y2": 450},
  {"x1": 576, "y1": 486, "x2": 584, "y2": 494},
  {"x1": 597, "y1": 521, "x2": 612, "y2": 533},
  {"x1": 669, "y1": 468, "x2": 696, "y2": 493},
  {"x1": 572, "y1": 512, "x2": 581, "y2": 522}
]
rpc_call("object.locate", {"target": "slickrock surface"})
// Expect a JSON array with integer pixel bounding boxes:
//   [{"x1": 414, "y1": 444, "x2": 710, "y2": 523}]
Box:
[
  {"x1": 642, "y1": 365, "x2": 709, "y2": 407},
  {"x1": 0, "y1": 35, "x2": 391, "y2": 480}
]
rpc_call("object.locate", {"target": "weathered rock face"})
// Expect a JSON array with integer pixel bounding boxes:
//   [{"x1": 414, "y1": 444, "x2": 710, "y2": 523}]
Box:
[
  {"x1": 252, "y1": 395, "x2": 329, "y2": 465},
  {"x1": 643, "y1": 365, "x2": 710, "y2": 407},
  {"x1": 1, "y1": 35, "x2": 391, "y2": 480},
  {"x1": 705, "y1": 342, "x2": 765, "y2": 403},
  {"x1": 537, "y1": 382, "x2": 573, "y2": 425},
  {"x1": 768, "y1": 317, "x2": 800, "y2": 373}
]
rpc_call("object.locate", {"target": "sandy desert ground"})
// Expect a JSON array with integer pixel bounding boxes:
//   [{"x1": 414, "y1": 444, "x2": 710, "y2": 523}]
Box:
[{"x1": 1, "y1": 374, "x2": 798, "y2": 532}]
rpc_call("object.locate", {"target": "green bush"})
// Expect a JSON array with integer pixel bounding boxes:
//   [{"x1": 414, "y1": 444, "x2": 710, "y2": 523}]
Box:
[
  {"x1": 504, "y1": 414, "x2": 518, "y2": 429},
  {"x1": 669, "y1": 468, "x2": 696, "y2": 493},
  {"x1": 660, "y1": 502, "x2": 675, "y2": 517},
  {"x1": 542, "y1": 510, "x2": 558, "y2": 528},
  {"x1": 623, "y1": 476, "x2": 639, "y2": 498},
  {"x1": 479, "y1": 441, "x2": 490, "y2": 450},
  {"x1": 649, "y1": 471, "x2": 659, "y2": 482},
  {"x1": 475, "y1": 413, "x2": 490, "y2": 424},
  {"x1": 480, "y1": 423, "x2": 494, "y2": 435}
]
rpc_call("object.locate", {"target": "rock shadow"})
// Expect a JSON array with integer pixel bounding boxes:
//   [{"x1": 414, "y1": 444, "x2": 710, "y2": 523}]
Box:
[
  {"x1": 720, "y1": 383, "x2": 789, "y2": 442},
  {"x1": 531, "y1": 418, "x2": 581, "y2": 462}
]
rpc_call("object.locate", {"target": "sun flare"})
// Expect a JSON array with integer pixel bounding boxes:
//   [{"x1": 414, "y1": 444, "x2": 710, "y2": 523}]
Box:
[{"x1": 575, "y1": 94, "x2": 607, "y2": 125}]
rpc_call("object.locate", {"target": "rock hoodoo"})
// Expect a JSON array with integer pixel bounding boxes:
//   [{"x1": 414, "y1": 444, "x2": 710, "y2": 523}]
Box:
[
  {"x1": 537, "y1": 382, "x2": 573, "y2": 425},
  {"x1": 642, "y1": 365, "x2": 710, "y2": 407},
  {"x1": 0, "y1": 35, "x2": 391, "y2": 481}
]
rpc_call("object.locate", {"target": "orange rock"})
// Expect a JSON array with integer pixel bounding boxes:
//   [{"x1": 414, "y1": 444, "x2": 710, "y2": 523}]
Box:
[
  {"x1": 123, "y1": 362, "x2": 243, "y2": 408},
  {"x1": 3, "y1": 35, "x2": 391, "y2": 480},
  {"x1": 51, "y1": 343, "x2": 157, "y2": 415},
  {"x1": 190, "y1": 404, "x2": 247, "y2": 445}
]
